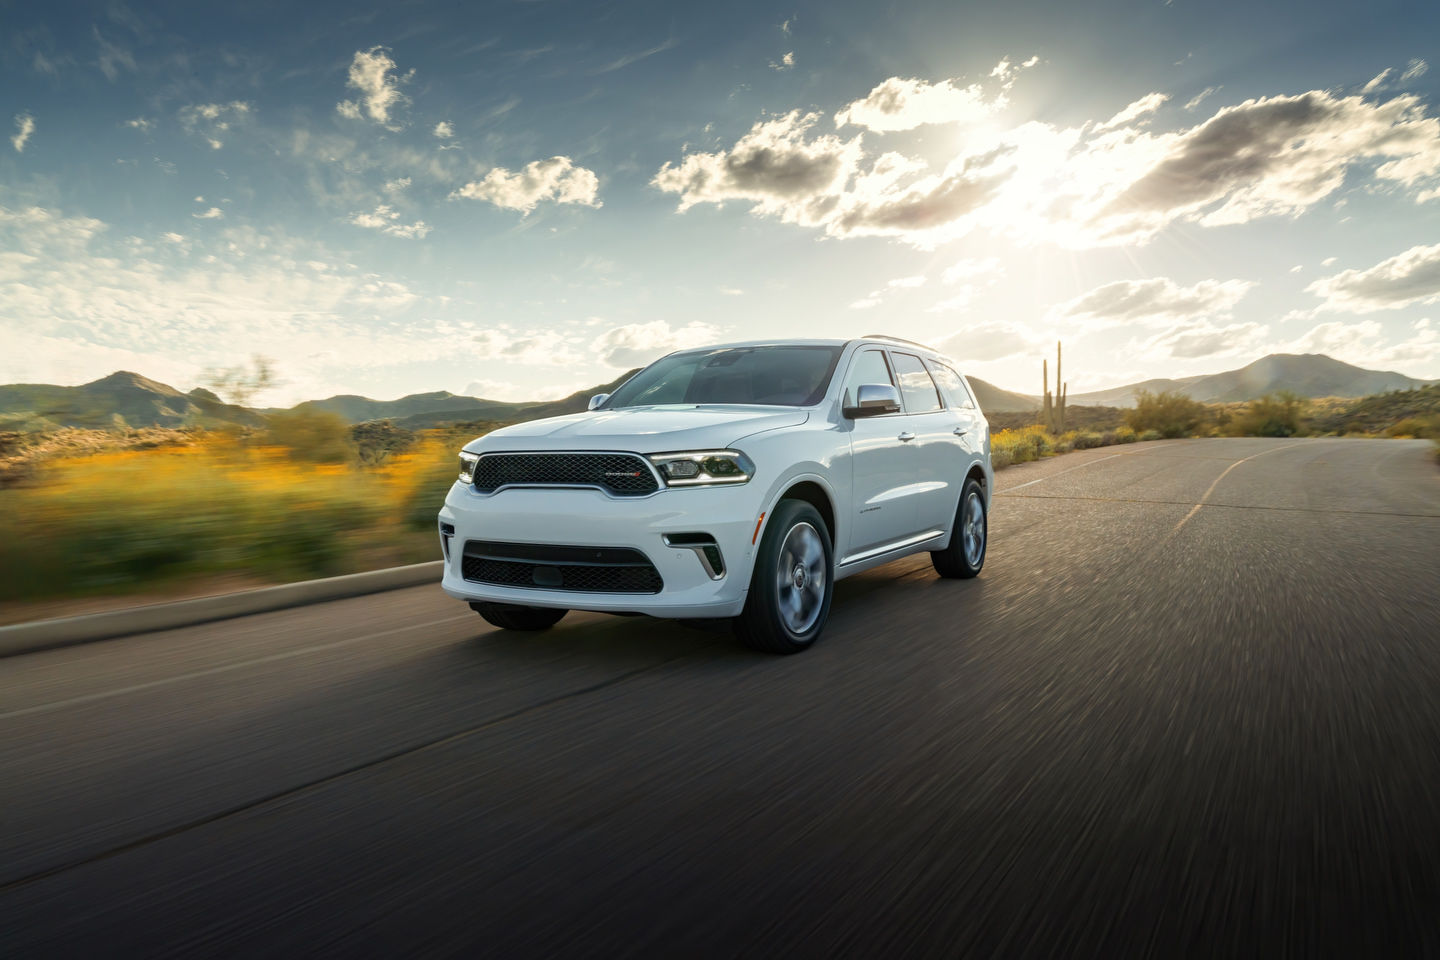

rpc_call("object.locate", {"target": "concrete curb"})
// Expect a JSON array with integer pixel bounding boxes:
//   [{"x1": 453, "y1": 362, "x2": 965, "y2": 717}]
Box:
[{"x1": 0, "y1": 561, "x2": 445, "y2": 658}]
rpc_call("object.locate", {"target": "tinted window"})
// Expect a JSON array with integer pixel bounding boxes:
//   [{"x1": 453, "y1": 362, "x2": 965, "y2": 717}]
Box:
[
  {"x1": 927, "y1": 361, "x2": 975, "y2": 410},
  {"x1": 841, "y1": 349, "x2": 894, "y2": 408},
  {"x1": 604, "y1": 345, "x2": 843, "y2": 408},
  {"x1": 891, "y1": 352, "x2": 942, "y2": 413}
]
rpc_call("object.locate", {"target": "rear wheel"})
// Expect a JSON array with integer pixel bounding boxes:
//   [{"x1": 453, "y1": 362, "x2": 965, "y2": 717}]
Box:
[
  {"x1": 733, "y1": 499, "x2": 833, "y2": 654},
  {"x1": 471, "y1": 602, "x2": 568, "y2": 631},
  {"x1": 931, "y1": 477, "x2": 987, "y2": 579}
]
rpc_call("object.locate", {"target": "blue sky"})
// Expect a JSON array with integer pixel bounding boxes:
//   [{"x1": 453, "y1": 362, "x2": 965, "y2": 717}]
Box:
[{"x1": 3, "y1": 0, "x2": 1439, "y2": 403}]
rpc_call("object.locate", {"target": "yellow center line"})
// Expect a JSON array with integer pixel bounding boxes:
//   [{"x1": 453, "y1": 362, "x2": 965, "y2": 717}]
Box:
[{"x1": 1170, "y1": 441, "x2": 1308, "y2": 535}]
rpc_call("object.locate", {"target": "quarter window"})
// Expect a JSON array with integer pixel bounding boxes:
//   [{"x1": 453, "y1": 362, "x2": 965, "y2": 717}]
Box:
[
  {"x1": 841, "y1": 349, "x2": 895, "y2": 408},
  {"x1": 891, "y1": 353, "x2": 942, "y2": 413},
  {"x1": 927, "y1": 361, "x2": 976, "y2": 410}
]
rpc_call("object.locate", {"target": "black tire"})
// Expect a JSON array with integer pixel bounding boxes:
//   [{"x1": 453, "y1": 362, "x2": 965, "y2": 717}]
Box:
[
  {"x1": 931, "y1": 477, "x2": 987, "y2": 579},
  {"x1": 471, "y1": 602, "x2": 568, "y2": 631},
  {"x1": 733, "y1": 499, "x2": 834, "y2": 654}
]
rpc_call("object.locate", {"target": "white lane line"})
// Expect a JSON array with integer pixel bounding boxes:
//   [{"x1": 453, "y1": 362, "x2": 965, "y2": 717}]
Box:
[
  {"x1": 1170, "y1": 441, "x2": 1308, "y2": 535},
  {"x1": 999, "y1": 453, "x2": 1124, "y2": 492},
  {"x1": 0, "y1": 614, "x2": 473, "y2": 722}
]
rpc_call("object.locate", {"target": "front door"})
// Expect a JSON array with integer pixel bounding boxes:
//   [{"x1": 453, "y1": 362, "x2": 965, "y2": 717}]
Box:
[{"x1": 840, "y1": 348, "x2": 920, "y2": 559}]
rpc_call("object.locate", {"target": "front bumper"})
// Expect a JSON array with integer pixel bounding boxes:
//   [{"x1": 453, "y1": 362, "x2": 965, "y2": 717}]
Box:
[{"x1": 438, "y1": 481, "x2": 765, "y2": 618}]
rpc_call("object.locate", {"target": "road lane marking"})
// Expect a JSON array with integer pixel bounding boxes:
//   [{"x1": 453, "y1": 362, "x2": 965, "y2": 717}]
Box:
[
  {"x1": 1000, "y1": 453, "x2": 1124, "y2": 492},
  {"x1": 1169, "y1": 441, "x2": 1308, "y2": 535},
  {"x1": 0, "y1": 614, "x2": 474, "y2": 722},
  {"x1": 1000, "y1": 493, "x2": 1439, "y2": 519}
]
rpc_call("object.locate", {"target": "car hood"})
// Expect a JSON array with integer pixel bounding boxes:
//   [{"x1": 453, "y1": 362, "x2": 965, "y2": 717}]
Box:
[{"x1": 469, "y1": 405, "x2": 809, "y2": 454}]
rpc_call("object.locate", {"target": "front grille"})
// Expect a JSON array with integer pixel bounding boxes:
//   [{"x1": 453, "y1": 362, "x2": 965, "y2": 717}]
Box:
[
  {"x1": 472, "y1": 452, "x2": 659, "y2": 496},
  {"x1": 461, "y1": 541, "x2": 664, "y2": 594}
]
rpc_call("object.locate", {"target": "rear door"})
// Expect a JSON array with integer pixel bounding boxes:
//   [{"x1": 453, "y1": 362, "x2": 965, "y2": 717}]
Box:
[
  {"x1": 889, "y1": 352, "x2": 965, "y2": 534},
  {"x1": 840, "y1": 347, "x2": 920, "y2": 559}
]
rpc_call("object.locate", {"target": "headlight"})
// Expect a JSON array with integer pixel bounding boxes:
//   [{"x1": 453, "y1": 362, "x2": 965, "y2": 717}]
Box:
[
  {"x1": 458, "y1": 451, "x2": 480, "y2": 484},
  {"x1": 648, "y1": 450, "x2": 754, "y2": 486}
]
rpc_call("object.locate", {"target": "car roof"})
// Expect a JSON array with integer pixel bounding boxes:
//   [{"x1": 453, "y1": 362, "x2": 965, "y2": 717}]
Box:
[{"x1": 681, "y1": 336, "x2": 945, "y2": 354}]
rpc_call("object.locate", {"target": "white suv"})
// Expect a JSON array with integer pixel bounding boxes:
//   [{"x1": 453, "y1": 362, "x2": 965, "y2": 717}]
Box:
[{"x1": 438, "y1": 337, "x2": 992, "y2": 653}]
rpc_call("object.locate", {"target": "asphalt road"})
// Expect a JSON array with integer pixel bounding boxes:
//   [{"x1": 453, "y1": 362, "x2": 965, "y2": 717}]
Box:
[{"x1": 3, "y1": 438, "x2": 1438, "y2": 958}]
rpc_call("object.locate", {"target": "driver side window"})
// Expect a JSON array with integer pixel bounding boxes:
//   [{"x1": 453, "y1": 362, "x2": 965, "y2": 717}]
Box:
[{"x1": 841, "y1": 349, "x2": 895, "y2": 408}]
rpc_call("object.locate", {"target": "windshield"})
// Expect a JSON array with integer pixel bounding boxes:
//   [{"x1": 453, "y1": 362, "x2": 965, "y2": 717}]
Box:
[{"x1": 604, "y1": 345, "x2": 843, "y2": 408}]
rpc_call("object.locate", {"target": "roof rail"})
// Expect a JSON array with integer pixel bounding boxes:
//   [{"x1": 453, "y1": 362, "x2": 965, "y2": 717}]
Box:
[{"x1": 860, "y1": 334, "x2": 938, "y2": 351}]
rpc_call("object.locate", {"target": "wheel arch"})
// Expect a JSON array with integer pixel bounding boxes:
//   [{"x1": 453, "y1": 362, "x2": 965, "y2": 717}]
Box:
[{"x1": 772, "y1": 478, "x2": 838, "y2": 547}]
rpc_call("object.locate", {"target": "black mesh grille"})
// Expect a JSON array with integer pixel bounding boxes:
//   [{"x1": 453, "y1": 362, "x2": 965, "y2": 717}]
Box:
[
  {"x1": 472, "y1": 453, "x2": 658, "y2": 496},
  {"x1": 461, "y1": 541, "x2": 663, "y2": 594}
]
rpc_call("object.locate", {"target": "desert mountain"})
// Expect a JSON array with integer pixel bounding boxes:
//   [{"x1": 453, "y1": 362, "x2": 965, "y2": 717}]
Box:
[
  {"x1": 0, "y1": 371, "x2": 268, "y2": 432},
  {"x1": 1039, "y1": 354, "x2": 1432, "y2": 409}
]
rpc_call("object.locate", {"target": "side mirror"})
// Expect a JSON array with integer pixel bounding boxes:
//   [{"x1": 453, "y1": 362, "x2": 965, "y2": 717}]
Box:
[
  {"x1": 843, "y1": 383, "x2": 901, "y2": 418},
  {"x1": 588, "y1": 393, "x2": 610, "y2": 411}
]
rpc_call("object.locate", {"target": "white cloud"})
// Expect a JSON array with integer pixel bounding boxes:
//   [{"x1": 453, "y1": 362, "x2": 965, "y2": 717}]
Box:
[
  {"x1": 1401, "y1": 59, "x2": 1429, "y2": 83},
  {"x1": 347, "y1": 204, "x2": 431, "y2": 239},
  {"x1": 592, "y1": 320, "x2": 719, "y2": 367},
  {"x1": 337, "y1": 46, "x2": 414, "y2": 128},
  {"x1": 383, "y1": 177, "x2": 411, "y2": 195},
  {"x1": 1054, "y1": 277, "x2": 1254, "y2": 329},
  {"x1": 178, "y1": 102, "x2": 251, "y2": 149},
  {"x1": 1363, "y1": 69, "x2": 1393, "y2": 94},
  {"x1": 849, "y1": 297, "x2": 881, "y2": 310},
  {"x1": 192, "y1": 207, "x2": 225, "y2": 220},
  {"x1": 433, "y1": 121, "x2": 454, "y2": 139},
  {"x1": 93, "y1": 27, "x2": 135, "y2": 82},
  {"x1": 659, "y1": 86, "x2": 1440, "y2": 250},
  {"x1": 1096, "y1": 93, "x2": 1168, "y2": 131},
  {"x1": 452, "y1": 157, "x2": 601, "y2": 214},
  {"x1": 1282, "y1": 318, "x2": 1438, "y2": 375},
  {"x1": 161, "y1": 232, "x2": 185, "y2": 243},
  {"x1": 1083, "y1": 90, "x2": 1440, "y2": 243},
  {"x1": 935, "y1": 319, "x2": 1041, "y2": 361},
  {"x1": 1306, "y1": 242, "x2": 1440, "y2": 313},
  {"x1": 1141, "y1": 320, "x2": 1269, "y2": 359},
  {"x1": 942, "y1": 257, "x2": 1002, "y2": 284},
  {"x1": 888, "y1": 275, "x2": 926, "y2": 288},
  {"x1": 123, "y1": 117, "x2": 154, "y2": 132},
  {"x1": 1322, "y1": 256, "x2": 1338, "y2": 266},
  {"x1": 770, "y1": 52, "x2": 795, "y2": 71},
  {"x1": 1184, "y1": 86, "x2": 1220, "y2": 111},
  {"x1": 0, "y1": 204, "x2": 486, "y2": 402},
  {"x1": 652, "y1": 111, "x2": 862, "y2": 222},
  {"x1": 833, "y1": 62, "x2": 1028, "y2": 132},
  {"x1": 11, "y1": 113, "x2": 34, "y2": 153}
]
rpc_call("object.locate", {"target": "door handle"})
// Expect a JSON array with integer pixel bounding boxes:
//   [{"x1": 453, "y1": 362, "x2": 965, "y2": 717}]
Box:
[
  {"x1": 953, "y1": 426, "x2": 969, "y2": 436},
  {"x1": 898, "y1": 432, "x2": 916, "y2": 442}
]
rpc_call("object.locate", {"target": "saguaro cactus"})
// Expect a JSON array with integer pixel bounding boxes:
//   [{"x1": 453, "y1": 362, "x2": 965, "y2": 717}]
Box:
[{"x1": 1040, "y1": 342, "x2": 1066, "y2": 433}]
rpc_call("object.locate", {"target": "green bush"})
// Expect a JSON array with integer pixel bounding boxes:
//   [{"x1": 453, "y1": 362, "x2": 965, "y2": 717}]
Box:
[
  {"x1": 264, "y1": 409, "x2": 356, "y2": 463},
  {"x1": 1126, "y1": 389, "x2": 1207, "y2": 438},
  {"x1": 1113, "y1": 426, "x2": 1138, "y2": 444},
  {"x1": 1138, "y1": 428, "x2": 1163, "y2": 442},
  {"x1": 1385, "y1": 415, "x2": 1440, "y2": 439},
  {"x1": 1232, "y1": 392, "x2": 1305, "y2": 437},
  {"x1": 1073, "y1": 432, "x2": 1105, "y2": 449}
]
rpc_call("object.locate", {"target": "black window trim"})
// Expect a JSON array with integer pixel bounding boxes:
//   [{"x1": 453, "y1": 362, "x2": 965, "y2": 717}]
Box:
[
  {"x1": 888, "y1": 350, "x2": 946, "y2": 416},
  {"x1": 840, "y1": 346, "x2": 904, "y2": 417}
]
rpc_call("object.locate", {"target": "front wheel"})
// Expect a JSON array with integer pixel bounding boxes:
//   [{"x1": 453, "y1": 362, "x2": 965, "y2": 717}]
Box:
[
  {"x1": 733, "y1": 499, "x2": 834, "y2": 654},
  {"x1": 931, "y1": 477, "x2": 987, "y2": 579},
  {"x1": 471, "y1": 602, "x2": 568, "y2": 631}
]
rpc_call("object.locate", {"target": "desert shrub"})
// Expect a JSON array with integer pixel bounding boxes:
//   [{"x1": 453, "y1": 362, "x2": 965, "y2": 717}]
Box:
[
  {"x1": 1385, "y1": 415, "x2": 1440, "y2": 439},
  {"x1": 1138, "y1": 428, "x2": 1163, "y2": 442},
  {"x1": 264, "y1": 409, "x2": 356, "y2": 463},
  {"x1": 1073, "y1": 432, "x2": 1105, "y2": 449},
  {"x1": 1126, "y1": 389, "x2": 1206, "y2": 438},
  {"x1": 1232, "y1": 392, "x2": 1305, "y2": 437},
  {"x1": 1113, "y1": 426, "x2": 1137, "y2": 444},
  {"x1": 992, "y1": 446, "x2": 1014, "y2": 469},
  {"x1": 353, "y1": 420, "x2": 417, "y2": 466}
]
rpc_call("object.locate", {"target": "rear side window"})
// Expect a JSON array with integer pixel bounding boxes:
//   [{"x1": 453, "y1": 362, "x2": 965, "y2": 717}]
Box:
[
  {"x1": 841, "y1": 349, "x2": 894, "y2": 408},
  {"x1": 891, "y1": 353, "x2": 942, "y2": 414},
  {"x1": 927, "y1": 361, "x2": 976, "y2": 410}
]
